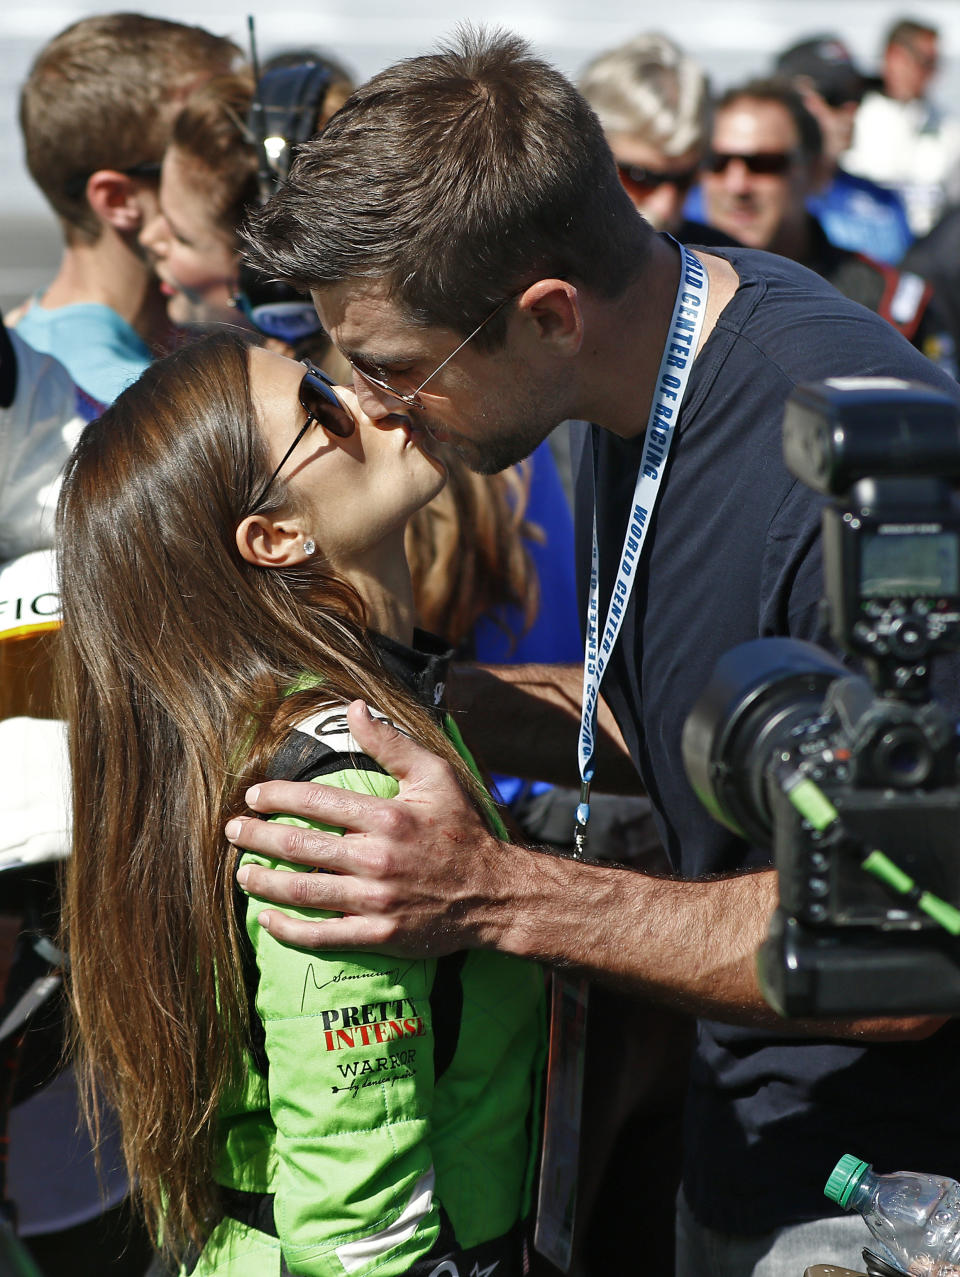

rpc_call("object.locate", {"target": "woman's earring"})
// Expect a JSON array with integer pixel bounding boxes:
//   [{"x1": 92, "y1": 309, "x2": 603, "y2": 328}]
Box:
[{"x1": 303, "y1": 538, "x2": 316, "y2": 556}]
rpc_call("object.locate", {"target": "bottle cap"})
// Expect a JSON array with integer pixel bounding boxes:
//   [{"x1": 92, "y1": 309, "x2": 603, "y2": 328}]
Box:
[{"x1": 825, "y1": 1154, "x2": 870, "y2": 1208}]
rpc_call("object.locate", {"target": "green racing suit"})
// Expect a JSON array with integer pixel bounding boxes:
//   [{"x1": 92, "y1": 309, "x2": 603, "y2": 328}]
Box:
[{"x1": 184, "y1": 635, "x2": 545, "y2": 1277}]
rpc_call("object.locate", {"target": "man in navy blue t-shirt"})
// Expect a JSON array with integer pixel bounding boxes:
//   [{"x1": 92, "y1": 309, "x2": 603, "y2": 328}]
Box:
[{"x1": 228, "y1": 32, "x2": 960, "y2": 1276}]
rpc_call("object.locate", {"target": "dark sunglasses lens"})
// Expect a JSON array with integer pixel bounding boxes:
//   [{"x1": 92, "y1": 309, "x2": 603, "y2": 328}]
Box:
[
  {"x1": 707, "y1": 152, "x2": 792, "y2": 176},
  {"x1": 300, "y1": 373, "x2": 355, "y2": 438},
  {"x1": 619, "y1": 165, "x2": 657, "y2": 194},
  {"x1": 747, "y1": 153, "x2": 792, "y2": 175},
  {"x1": 619, "y1": 164, "x2": 698, "y2": 194}
]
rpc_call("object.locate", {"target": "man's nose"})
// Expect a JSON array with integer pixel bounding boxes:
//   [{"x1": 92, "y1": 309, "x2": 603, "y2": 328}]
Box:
[
  {"x1": 352, "y1": 370, "x2": 399, "y2": 419},
  {"x1": 139, "y1": 211, "x2": 169, "y2": 254},
  {"x1": 722, "y1": 158, "x2": 753, "y2": 194}
]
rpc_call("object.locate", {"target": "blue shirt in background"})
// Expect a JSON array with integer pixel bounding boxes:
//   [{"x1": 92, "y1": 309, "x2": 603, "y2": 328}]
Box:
[
  {"x1": 684, "y1": 172, "x2": 913, "y2": 265},
  {"x1": 16, "y1": 302, "x2": 151, "y2": 405},
  {"x1": 808, "y1": 168, "x2": 913, "y2": 265}
]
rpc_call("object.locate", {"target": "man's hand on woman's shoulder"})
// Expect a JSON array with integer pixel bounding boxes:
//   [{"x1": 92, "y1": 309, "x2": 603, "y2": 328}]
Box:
[{"x1": 229, "y1": 699, "x2": 520, "y2": 955}]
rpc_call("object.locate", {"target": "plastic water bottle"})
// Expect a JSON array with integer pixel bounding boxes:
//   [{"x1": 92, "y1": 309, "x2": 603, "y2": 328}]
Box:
[{"x1": 825, "y1": 1154, "x2": 960, "y2": 1275}]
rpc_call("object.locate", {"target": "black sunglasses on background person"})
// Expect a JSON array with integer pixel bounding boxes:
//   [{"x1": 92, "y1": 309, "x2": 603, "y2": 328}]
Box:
[
  {"x1": 63, "y1": 159, "x2": 162, "y2": 200},
  {"x1": 616, "y1": 160, "x2": 701, "y2": 196},
  {"x1": 821, "y1": 86, "x2": 864, "y2": 109},
  {"x1": 704, "y1": 150, "x2": 799, "y2": 176}
]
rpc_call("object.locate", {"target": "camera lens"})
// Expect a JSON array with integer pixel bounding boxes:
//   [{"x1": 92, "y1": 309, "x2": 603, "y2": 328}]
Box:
[{"x1": 682, "y1": 638, "x2": 848, "y2": 846}]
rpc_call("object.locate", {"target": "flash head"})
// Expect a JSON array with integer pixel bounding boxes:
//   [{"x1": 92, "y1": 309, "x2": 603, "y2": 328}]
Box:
[{"x1": 783, "y1": 379, "x2": 960, "y2": 496}]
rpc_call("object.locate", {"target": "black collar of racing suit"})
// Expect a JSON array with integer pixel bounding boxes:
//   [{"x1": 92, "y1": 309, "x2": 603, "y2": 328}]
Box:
[{"x1": 370, "y1": 628, "x2": 453, "y2": 714}]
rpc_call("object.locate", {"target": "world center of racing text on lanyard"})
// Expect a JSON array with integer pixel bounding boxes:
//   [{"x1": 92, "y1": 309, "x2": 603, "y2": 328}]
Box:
[
  {"x1": 534, "y1": 240, "x2": 708, "y2": 1273},
  {"x1": 576, "y1": 239, "x2": 708, "y2": 848}
]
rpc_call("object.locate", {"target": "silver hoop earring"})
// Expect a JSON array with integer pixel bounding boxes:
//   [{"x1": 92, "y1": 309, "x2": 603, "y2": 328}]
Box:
[{"x1": 303, "y1": 538, "x2": 316, "y2": 556}]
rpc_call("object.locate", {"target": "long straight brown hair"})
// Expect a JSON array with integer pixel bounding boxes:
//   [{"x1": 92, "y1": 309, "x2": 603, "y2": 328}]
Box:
[{"x1": 56, "y1": 331, "x2": 489, "y2": 1255}]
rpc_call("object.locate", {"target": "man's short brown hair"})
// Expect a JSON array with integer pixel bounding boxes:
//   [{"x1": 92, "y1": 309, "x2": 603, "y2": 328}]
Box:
[
  {"x1": 886, "y1": 18, "x2": 938, "y2": 50},
  {"x1": 716, "y1": 78, "x2": 824, "y2": 160},
  {"x1": 243, "y1": 27, "x2": 651, "y2": 344},
  {"x1": 20, "y1": 13, "x2": 241, "y2": 242},
  {"x1": 170, "y1": 73, "x2": 258, "y2": 241}
]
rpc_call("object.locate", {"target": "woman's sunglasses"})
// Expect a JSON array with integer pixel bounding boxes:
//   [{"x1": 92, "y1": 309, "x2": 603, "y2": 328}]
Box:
[{"x1": 248, "y1": 361, "x2": 356, "y2": 511}]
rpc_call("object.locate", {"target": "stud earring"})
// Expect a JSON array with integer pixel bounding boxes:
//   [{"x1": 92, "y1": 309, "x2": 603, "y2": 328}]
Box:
[{"x1": 303, "y1": 538, "x2": 316, "y2": 556}]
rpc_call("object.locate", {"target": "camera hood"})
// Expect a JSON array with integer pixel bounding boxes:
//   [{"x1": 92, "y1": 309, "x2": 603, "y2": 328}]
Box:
[{"x1": 681, "y1": 637, "x2": 849, "y2": 847}]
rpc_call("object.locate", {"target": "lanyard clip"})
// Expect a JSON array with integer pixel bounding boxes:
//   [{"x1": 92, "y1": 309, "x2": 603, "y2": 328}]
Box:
[{"x1": 573, "y1": 779, "x2": 591, "y2": 860}]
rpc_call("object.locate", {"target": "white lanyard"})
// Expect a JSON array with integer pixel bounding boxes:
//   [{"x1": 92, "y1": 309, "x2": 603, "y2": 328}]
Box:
[{"x1": 574, "y1": 241, "x2": 708, "y2": 855}]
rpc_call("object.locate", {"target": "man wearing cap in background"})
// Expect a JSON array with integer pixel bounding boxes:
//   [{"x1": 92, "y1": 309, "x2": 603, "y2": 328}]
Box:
[{"x1": 774, "y1": 35, "x2": 913, "y2": 264}]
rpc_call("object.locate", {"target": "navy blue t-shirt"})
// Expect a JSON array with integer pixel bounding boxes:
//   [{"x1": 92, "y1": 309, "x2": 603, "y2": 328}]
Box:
[{"x1": 571, "y1": 242, "x2": 960, "y2": 1233}]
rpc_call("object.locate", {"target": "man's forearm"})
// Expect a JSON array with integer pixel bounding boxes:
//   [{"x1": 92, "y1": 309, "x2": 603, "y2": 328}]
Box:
[
  {"x1": 231, "y1": 705, "x2": 942, "y2": 1042},
  {"x1": 478, "y1": 848, "x2": 942, "y2": 1040},
  {"x1": 479, "y1": 845, "x2": 776, "y2": 1017},
  {"x1": 449, "y1": 661, "x2": 640, "y2": 791}
]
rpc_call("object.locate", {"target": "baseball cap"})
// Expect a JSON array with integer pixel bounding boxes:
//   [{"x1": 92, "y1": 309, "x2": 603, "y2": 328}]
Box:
[{"x1": 775, "y1": 36, "x2": 864, "y2": 104}]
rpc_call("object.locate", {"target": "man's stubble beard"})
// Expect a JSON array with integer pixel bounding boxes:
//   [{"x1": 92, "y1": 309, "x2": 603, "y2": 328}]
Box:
[
  {"x1": 420, "y1": 391, "x2": 565, "y2": 477},
  {"x1": 445, "y1": 422, "x2": 553, "y2": 475}
]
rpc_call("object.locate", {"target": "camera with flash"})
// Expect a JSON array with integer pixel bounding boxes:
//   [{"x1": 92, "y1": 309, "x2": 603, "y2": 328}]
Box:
[{"x1": 682, "y1": 379, "x2": 960, "y2": 1017}]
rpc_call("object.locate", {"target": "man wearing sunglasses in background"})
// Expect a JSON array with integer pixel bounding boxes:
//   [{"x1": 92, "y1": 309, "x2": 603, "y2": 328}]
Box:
[
  {"x1": 700, "y1": 78, "x2": 954, "y2": 372},
  {"x1": 578, "y1": 34, "x2": 736, "y2": 246},
  {"x1": 12, "y1": 14, "x2": 241, "y2": 405}
]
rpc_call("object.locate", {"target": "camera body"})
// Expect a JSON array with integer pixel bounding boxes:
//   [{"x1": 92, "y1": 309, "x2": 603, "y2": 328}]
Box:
[
  {"x1": 784, "y1": 379, "x2": 960, "y2": 691},
  {"x1": 682, "y1": 379, "x2": 960, "y2": 1017}
]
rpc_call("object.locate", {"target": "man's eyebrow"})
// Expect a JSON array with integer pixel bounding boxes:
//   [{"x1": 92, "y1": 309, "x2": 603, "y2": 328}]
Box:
[{"x1": 339, "y1": 345, "x2": 422, "y2": 370}]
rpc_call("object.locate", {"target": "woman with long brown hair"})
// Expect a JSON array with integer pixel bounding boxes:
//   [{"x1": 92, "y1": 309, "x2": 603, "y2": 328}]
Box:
[{"x1": 56, "y1": 331, "x2": 544, "y2": 1277}]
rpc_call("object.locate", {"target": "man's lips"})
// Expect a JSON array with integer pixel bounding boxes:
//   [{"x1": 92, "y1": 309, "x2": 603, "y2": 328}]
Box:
[
  {"x1": 407, "y1": 422, "x2": 445, "y2": 454},
  {"x1": 718, "y1": 200, "x2": 760, "y2": 223},
  {"x1": 423, "y1": 422, "x2": 451, "y2": 444},
  {"x1": 388, "y1": 415, "x2": 439, "y2": 452}
]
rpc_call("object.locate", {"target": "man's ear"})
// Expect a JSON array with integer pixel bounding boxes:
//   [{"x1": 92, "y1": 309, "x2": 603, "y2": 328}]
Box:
[
  {"x1": 85, "y1": 171, "x2": 146, "y2": 234},
  {"x1": 515, "y1": 279, "x2": 584, "y2": 356},
  {"x1": 235, "y1": 514, "x2": 313, "y2": 568}
]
